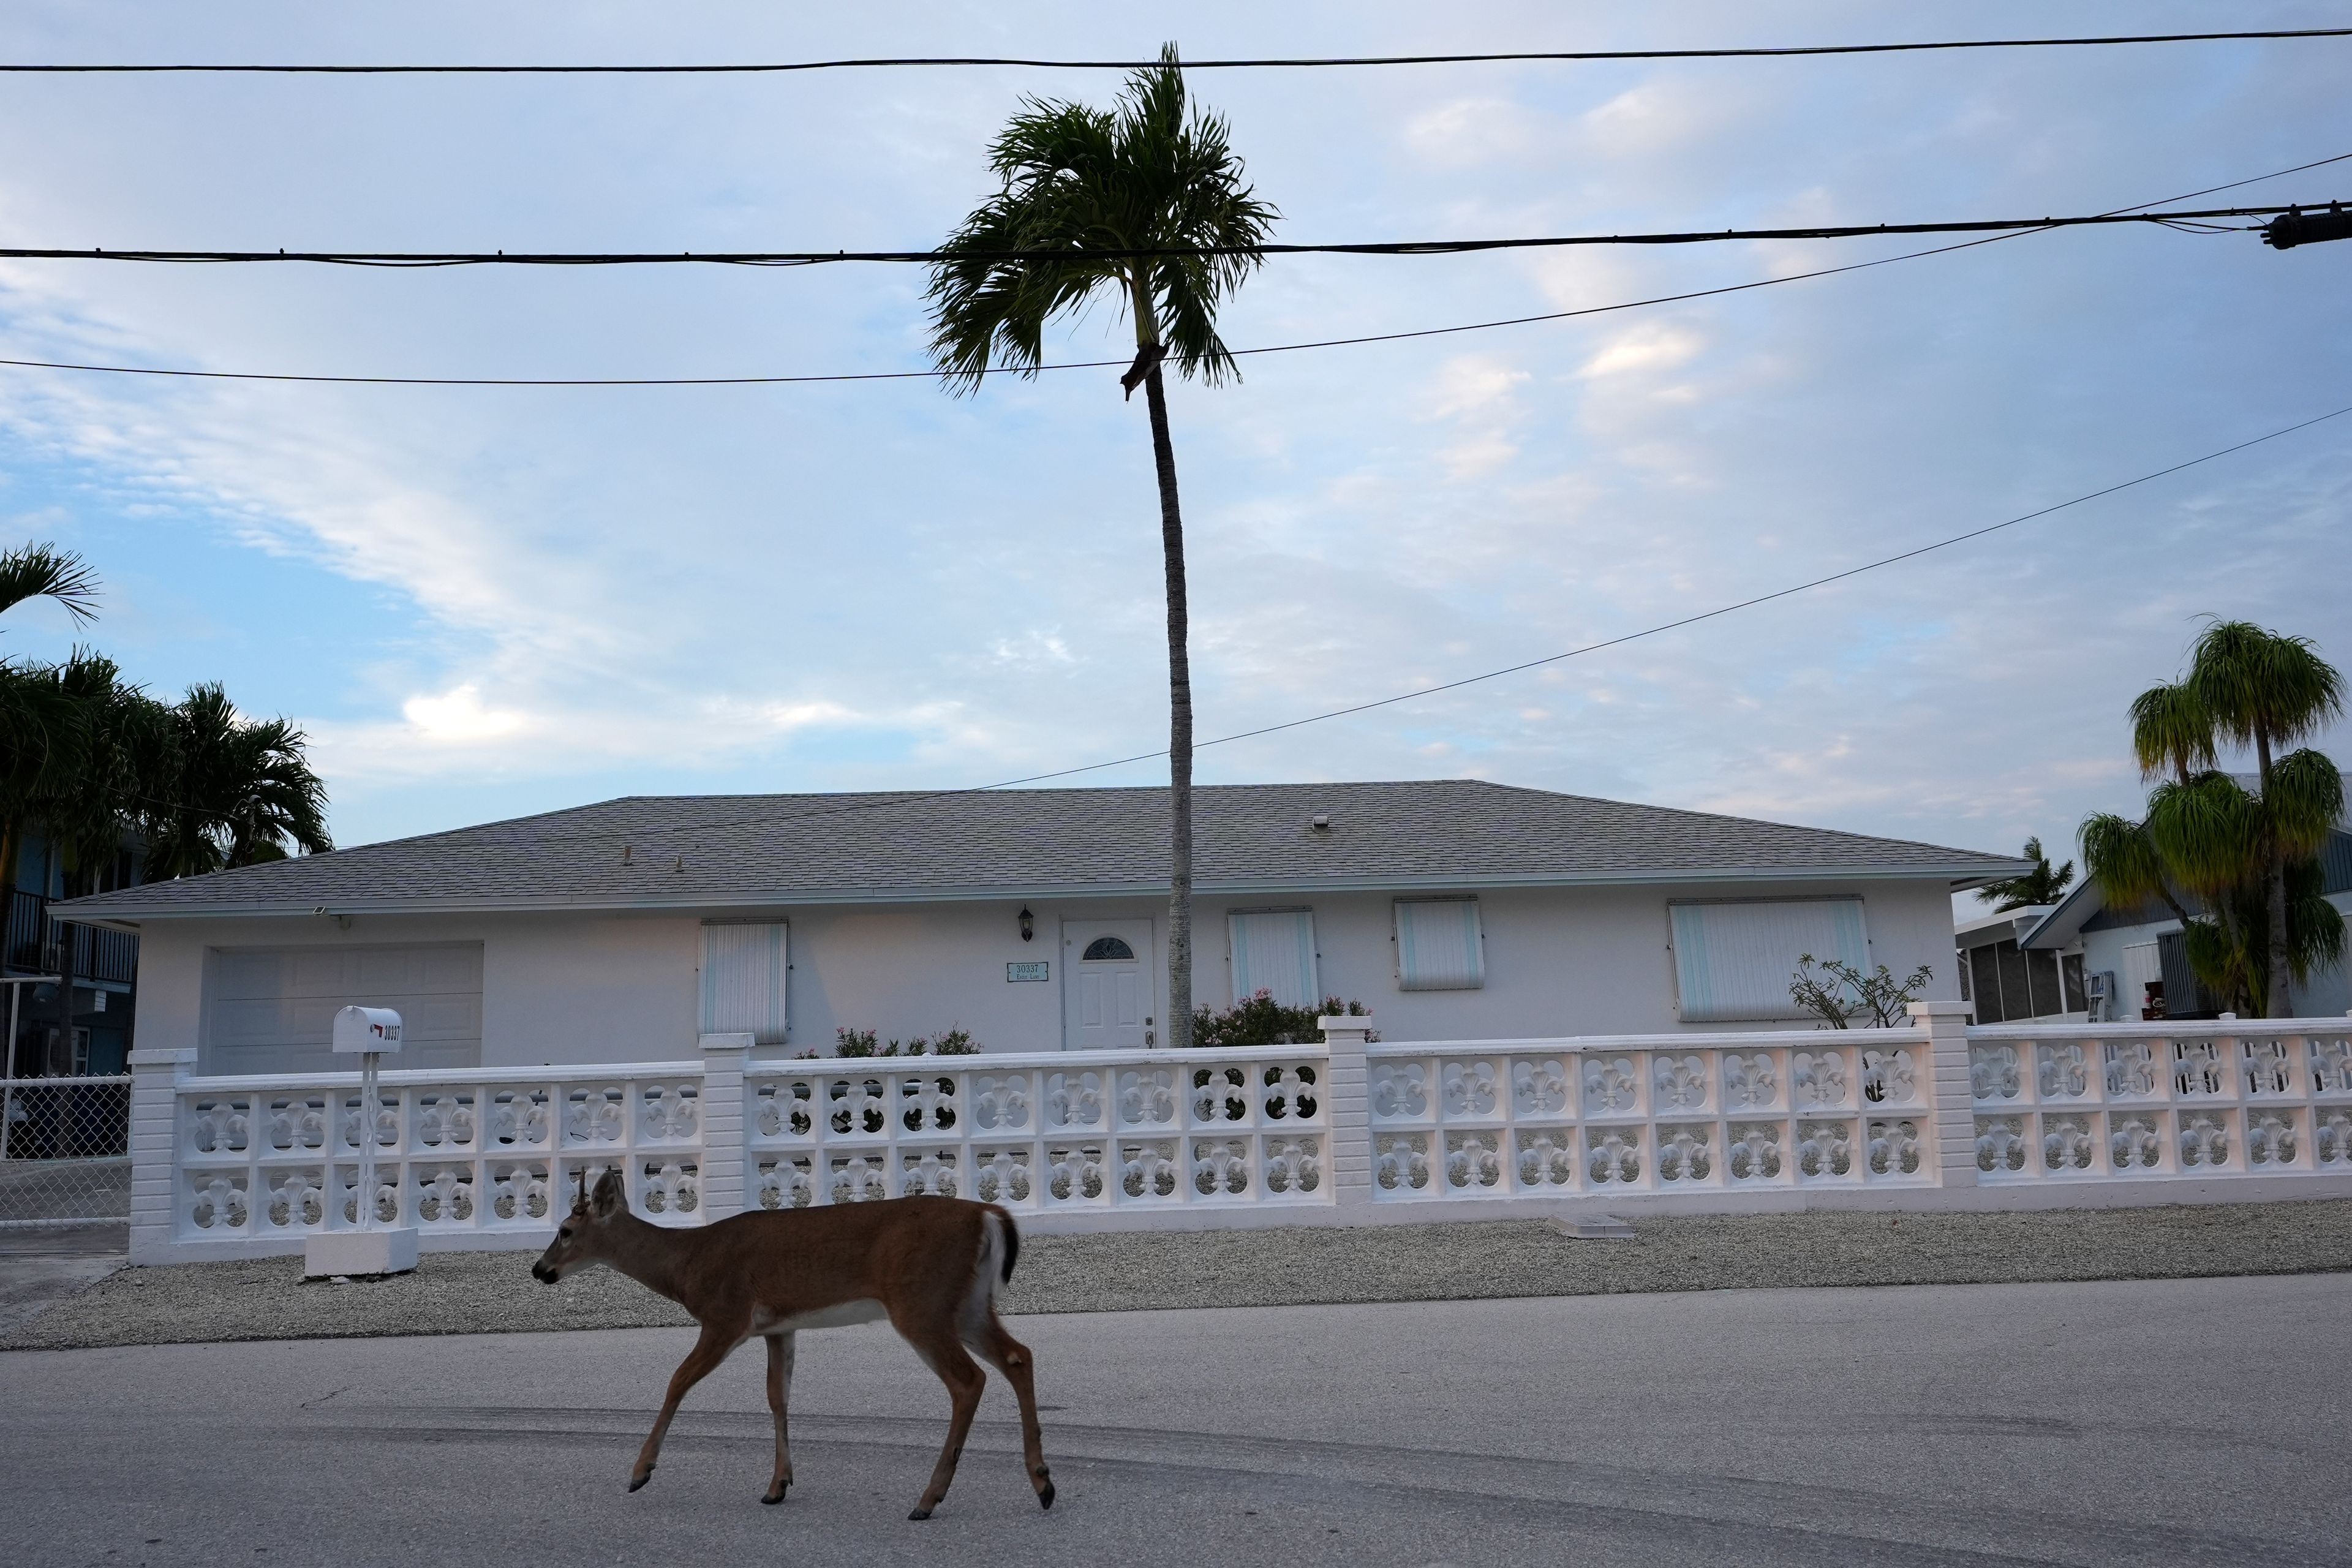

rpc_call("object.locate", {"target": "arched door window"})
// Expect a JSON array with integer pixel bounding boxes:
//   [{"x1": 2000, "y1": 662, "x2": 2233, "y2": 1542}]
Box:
[{"x1": 1081, "y1": 935, "x2": 1135, "y2": 962}]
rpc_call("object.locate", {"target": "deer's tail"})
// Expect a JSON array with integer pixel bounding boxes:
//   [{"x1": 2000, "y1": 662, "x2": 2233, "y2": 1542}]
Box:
[{"x1": 990, "y1": 1205, "x2": 1020, "y2": 1284}]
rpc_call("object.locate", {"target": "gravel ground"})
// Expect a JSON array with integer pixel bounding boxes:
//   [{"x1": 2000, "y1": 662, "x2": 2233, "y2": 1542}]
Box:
[{"x1": 8, "y1": 1197, "x2": 2351, "y2": 1351}]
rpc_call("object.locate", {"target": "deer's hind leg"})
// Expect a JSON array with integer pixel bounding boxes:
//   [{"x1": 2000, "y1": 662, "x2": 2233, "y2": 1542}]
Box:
[
  {"x1": 896, "y1": 1311, "x2": 987, "y2": 1521},
  {"x1": 965, "y1": 1311, "x2": 1053, "y2": 1510},
  {"x1": 631, "y1": 1319, "x2": 741, "y2": 1493},
  {"x1": 761, "y1": 1331, "x2": 797, "y2": 1504}
]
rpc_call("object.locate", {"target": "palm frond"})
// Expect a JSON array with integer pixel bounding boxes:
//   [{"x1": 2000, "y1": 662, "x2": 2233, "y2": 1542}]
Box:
[
  {"x1": 2146, "y1": 772, "x2": 2265, "y2": 897},
  {"x1": 2187, "y1": 619, "x2": 2345, "y2": 755},
  {"x1": 0, "y1": 543, "x2": 100, "y2": 625},
  {"x1": 2127, "y1": 682, "x2": 2215, "y2": 782},
  {"x1": 2266, "y1": 747, "x2": 2346, "y2": 858},
  {"x1": 926, "y1": 42, "x2": 1276, "y2": 394}
]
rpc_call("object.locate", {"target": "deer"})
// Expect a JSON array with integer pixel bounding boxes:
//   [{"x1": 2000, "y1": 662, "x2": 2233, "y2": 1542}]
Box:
[{"x1": 532, "y1": 1169, "x2": 1054, "y2": 1521}]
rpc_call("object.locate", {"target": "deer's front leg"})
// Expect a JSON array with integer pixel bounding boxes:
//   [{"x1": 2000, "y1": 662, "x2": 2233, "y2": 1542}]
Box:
[
  {"x1": 631, "y1": 1323, "x2": 736, "y2": 1492},
  {"x1": 761, "y1": 1332, "x2": 797, "y2": 1505}
]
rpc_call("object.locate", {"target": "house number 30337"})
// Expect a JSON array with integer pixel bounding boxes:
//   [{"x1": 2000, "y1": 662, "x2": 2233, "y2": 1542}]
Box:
[{"x1": 1006, "y1": 962, "x2": 1050, "y2": 982}]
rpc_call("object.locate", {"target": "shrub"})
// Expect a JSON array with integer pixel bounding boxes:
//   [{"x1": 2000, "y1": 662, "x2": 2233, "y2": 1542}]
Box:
[
  {"x1": 1789, "y1": 955, "x2": 1934, "y2": 1029},
  {"x1": 1189, "y1": 991, "x2": 1375, "y2": 1047},
  {"x1": 832, "y1": 1025, "x2": 981, "y2": 1057}
]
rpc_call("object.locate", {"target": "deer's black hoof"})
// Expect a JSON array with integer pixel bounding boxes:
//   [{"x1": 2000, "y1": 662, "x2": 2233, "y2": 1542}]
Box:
[
  {"x1": 627, "y1": 1472, "x2": 650, "y2": 1493},
  {"x1": 761, "y1": 1485, "x2": 788, "y2": 1506},
  {"x1": 908, "y1": 1507, "x2": 932, "y2": 1521},
  {"x1": 1038, "y1": 1479, "x2": 1056, "y2": 1510}
]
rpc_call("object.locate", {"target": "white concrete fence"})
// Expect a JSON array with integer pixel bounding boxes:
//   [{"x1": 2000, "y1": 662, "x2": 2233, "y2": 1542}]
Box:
[{"x1": 126, "y1": 1001, "x2": 2352, "y2": 1264}]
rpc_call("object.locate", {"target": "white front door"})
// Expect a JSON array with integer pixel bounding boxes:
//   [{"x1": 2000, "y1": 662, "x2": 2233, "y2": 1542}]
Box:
[{"x1": 1061, "y1": 918, "x2": 1155, "y2": 1050}]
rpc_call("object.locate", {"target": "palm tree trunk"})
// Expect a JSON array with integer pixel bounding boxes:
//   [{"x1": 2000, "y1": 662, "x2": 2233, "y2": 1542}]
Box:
[
  {"x1": 2255, "y1": 728, "x2": 2293, "y2": 1017},
  {"x1": 1140, "y1": 358, "x2": 1195, "y2": 1050}
]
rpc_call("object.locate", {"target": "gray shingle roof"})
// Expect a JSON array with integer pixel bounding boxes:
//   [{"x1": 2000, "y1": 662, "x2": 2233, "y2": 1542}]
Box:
[{"x1": 63, "y1": 780, "x2": 2029, "y2": 919}]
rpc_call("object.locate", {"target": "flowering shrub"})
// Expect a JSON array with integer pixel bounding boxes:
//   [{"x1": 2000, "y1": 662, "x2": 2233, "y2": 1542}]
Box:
[
  {"x1": 1189, "y1": 990, "x2": 1375, "y2": 1047},
  {"x1": 832, "y1": 1025, "x2": 981, "y2": 1057}
]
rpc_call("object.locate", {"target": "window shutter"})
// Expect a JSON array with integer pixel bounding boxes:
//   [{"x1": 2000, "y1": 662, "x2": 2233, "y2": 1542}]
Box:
[
  {"x1": 701, "y1": 921, "x2": 788, "y2": 1043},
  {"x1": 1668, "y1": 899, "x2": 1868, "y2": 1023},
  {"x1": 1229, "y1": 909, "x2": 1318, "y2": 1007},
  {"x1": 1395, "y1": 897, "x2": 1483, "y2": 990}
]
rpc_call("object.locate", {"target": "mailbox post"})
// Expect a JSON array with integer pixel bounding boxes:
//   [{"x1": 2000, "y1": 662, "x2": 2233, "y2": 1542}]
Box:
[{"x1": 303, "y1": 1006, "x2": 418, "y2": 1279}]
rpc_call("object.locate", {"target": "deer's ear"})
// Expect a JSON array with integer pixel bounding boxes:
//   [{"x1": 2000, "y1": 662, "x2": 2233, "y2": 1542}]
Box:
[{"x1": 590, "y1": 1169, "x2": 627, "y2": 1218}]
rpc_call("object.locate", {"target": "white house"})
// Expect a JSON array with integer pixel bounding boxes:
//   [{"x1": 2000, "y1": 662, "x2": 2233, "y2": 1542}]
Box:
[
  {"x1": 2019, "y1": 824, "x2": 2352, "y2": 1022},
  {"x1": 62, "y1": 781, "x2": 2029, "y2": 1076}
]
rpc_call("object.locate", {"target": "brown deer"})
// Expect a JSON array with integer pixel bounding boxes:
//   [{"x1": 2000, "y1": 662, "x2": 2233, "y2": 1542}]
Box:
[{"x1": 532, "y1": 1170, "x2": 1053, "y2": 1520}]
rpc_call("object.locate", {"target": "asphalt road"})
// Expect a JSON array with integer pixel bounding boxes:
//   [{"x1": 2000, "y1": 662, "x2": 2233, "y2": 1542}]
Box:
[{"x1": 4, "y1": 1272, "x2": 2346, "y2": 1567}]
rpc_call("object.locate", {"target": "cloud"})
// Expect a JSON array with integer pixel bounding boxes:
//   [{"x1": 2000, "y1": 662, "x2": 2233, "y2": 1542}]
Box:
[{"x1": 0, "y1": 0, "x2": 2343, "y2": 870}]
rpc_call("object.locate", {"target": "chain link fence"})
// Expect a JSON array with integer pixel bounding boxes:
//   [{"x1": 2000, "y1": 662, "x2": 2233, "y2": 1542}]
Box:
[{"x1": 0, "y1": 1076, "x2": 132, "y2": 1227}]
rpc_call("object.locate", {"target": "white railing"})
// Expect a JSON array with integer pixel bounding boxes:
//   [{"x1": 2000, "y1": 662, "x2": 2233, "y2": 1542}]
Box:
[
  {"x1": 745, "y1": 1044, "x2": 1331, "y2": 1216},
  {"x1": 123, "y1": 1006, "x2": 2352, "y2": 1261},
  {"x1": 1964, "y1": 1019, "x2": 2352, "y2": 1182},
  {"x1": 163, "y1": 1060, "x2": 709, "y2": 1248},
  {"x1": 1363, "y1": 1028, "x2": 1934, "y2": 1200}
]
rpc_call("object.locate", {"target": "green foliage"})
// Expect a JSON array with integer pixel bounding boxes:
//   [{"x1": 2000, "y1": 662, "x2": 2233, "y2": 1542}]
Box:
[
  {"x1": 1788, "y1": 956, "x2": 1934, "y2": 1030},
  {"x1": 1190, "y1": 990, "x2": 1373, "y2": 1048},
  {"x1": 1, "y1": 544, "x2": 333, "y2": 894},
  {"x1": 1973, "y1": 835, "x2": 2075, "y2": 910},
  {"x1": 833, "y1": 1026, "x2": 981, "y2": 1058},
  {"x1": 0, "y1": 543, "x2": 99, "y2": 625},
  {"x1": 926, "y1": 43, "x2": 1278, "y2": 392},
  {"x1": 2084, "y1": 620, "x2": 2346, "y2": 1016}
]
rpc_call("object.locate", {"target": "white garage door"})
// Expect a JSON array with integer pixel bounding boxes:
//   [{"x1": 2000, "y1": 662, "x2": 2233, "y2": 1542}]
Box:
[{"x1": 203, "y1": 944, "x2": 484, "y2": 1074}]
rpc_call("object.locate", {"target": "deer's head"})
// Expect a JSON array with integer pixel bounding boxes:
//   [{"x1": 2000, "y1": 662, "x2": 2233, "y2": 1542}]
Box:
[{"x1": 532, "y1": 1169, "x2": 628, "y2": 1284}]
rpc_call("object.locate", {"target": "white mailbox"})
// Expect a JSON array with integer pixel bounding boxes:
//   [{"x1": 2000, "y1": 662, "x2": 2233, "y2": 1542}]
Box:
[{"x1": 332, "y1": 1006, "x2": 404, "y2": 1054}]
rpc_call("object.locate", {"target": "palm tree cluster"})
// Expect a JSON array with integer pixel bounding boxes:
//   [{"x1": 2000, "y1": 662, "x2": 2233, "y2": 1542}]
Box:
[
  {"x1": 2081, "y1": 620, "x2": 2345, "y2": 1018},
  {"x1": 1, "y1": 543, "x2": 331, "y2": 901},
  {"x1": 927, "y1": 43, "x2": 1277, "y2": 1048}
]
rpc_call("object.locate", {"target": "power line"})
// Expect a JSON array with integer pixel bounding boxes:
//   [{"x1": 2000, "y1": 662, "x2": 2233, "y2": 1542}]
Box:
[
  {"x1": 0, "y1": 200, "x2": 2310, "y2": 270},
  {"x1": 10, "y1": 151, "x2": 2342, "y2": 390},
  {"x1": 9, "y1": 28, "x2": 2350, "y2": 73},
  {"x1": 527, "y1": 401, "x2": 2352, "y2": 846}
]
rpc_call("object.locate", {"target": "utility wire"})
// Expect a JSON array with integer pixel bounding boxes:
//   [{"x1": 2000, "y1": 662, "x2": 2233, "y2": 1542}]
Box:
[
  {"x1": 9, "y1": 28, "x2": 2349, "y2": 73},
  {"x1": 523, "y1": 401, "x2": 2352, "y2": 847},
  {"x1": 8, "y1": 151, "x2": 2343, "y2": 390},
  {"x1": 0, "y1": 202, "x2": 2310, "y2": 268}
]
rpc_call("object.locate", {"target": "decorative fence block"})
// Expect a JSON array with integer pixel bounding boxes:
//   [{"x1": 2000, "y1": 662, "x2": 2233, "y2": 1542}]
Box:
[
  {"x1": 1365, "y1": 1031, "x2": 1935, "y2": 1201},
  {"x1": 744, "y1": 1045, "x2": 1329, "y2": 1218},
  {"x1": 171, "y1": 1065, "x2": 711, "y2": 1245},
  {"x1": 128, "y1": 1015, "x2": 2352, "y2": 1260},
  {"x1": 1962, "y1": 1022, "x2": 2352, "y2": 1184}
]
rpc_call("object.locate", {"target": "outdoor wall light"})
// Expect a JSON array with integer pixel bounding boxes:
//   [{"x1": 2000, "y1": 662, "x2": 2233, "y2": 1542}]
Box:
[{"x1": 1019, "y1": 906, "x2": 1035, "y2": 942}]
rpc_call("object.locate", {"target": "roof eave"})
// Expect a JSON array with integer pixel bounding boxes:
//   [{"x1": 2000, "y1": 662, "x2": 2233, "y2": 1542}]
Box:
[{"x1": 61, "y1": 858, "x2": 2036, "y2": 922}]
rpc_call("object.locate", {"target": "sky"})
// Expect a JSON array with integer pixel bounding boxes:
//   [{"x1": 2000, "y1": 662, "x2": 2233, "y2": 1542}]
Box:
[{"x1": 1, "y1": 1, "x2": 2348, "y2": 885}]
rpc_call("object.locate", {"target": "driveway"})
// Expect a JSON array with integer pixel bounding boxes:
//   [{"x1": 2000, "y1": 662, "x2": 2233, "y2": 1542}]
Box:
[{"x1": 2, "y1": 1271, "x2": 2343, "y2": 1566}]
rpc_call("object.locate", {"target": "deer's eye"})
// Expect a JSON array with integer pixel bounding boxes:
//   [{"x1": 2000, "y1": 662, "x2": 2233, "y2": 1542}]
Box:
[{"x1": 558, "y1": 1227, "x2": 572, "y2": 1240}]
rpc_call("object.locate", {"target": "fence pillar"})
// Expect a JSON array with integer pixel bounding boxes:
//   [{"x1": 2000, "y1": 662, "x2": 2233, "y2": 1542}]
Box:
[
  {"x1": 698, "y1": 1033, "x2": 753, "y2": 1221},
  {"x1": 1907, "y1": 1000, "x2": 1977, "y2": 1188},
  {"x1": 126, "y1": 1047, "x2": 194, "y2": 1264},
  {"x1": 1317, "y1": 1016, "x2": 1375, "y2": 1209}
]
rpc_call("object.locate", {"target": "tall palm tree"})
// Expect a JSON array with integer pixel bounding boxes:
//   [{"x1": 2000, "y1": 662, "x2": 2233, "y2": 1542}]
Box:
[
  {"x1": 927, "y1": 45, "x2": 1277, "y2": 1048},
  {"x1": 1, "y1": 544, "x2": 102, "y2": 907},
  {"x1": 2084, "y1": 622, "x2": 2345, "y2": 1017},
  {"x1": 144, "y1": 683, "x2": 332, "y2": 878},
  {"x1": 2184, "y1": 620, "x2": 2345, "y2": 1014}
]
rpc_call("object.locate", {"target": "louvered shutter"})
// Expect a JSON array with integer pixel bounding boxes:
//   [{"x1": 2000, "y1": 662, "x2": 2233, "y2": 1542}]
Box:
[
  {"x1": 1668, "y1": 899, "x2": 1868, "y2": 1023},
  {"x1": 701, "y1": 921, "x2": 789, "y2": 1043},
  {"x1": 1394, "y1": 897, "x2": 1483, "y2": 990},
  {"x1": 1229, "y1": 909, "x2": 1319, "y2": 1008}
]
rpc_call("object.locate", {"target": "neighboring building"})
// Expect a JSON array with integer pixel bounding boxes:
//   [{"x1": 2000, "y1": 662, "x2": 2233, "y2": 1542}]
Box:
[
  {"x1": 1954, "y1": 903, "x2": 2088, "y2": 1025},
  {"x1": 60, "y1": 782, "x2": 2029, "y2": 1076},
  {"x1": 6, "y1": 826, "x2": 143, "y2": 1079},
  {"x1": 2019, "y1": 826, "x2": 2352, "y2": 1022}
]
